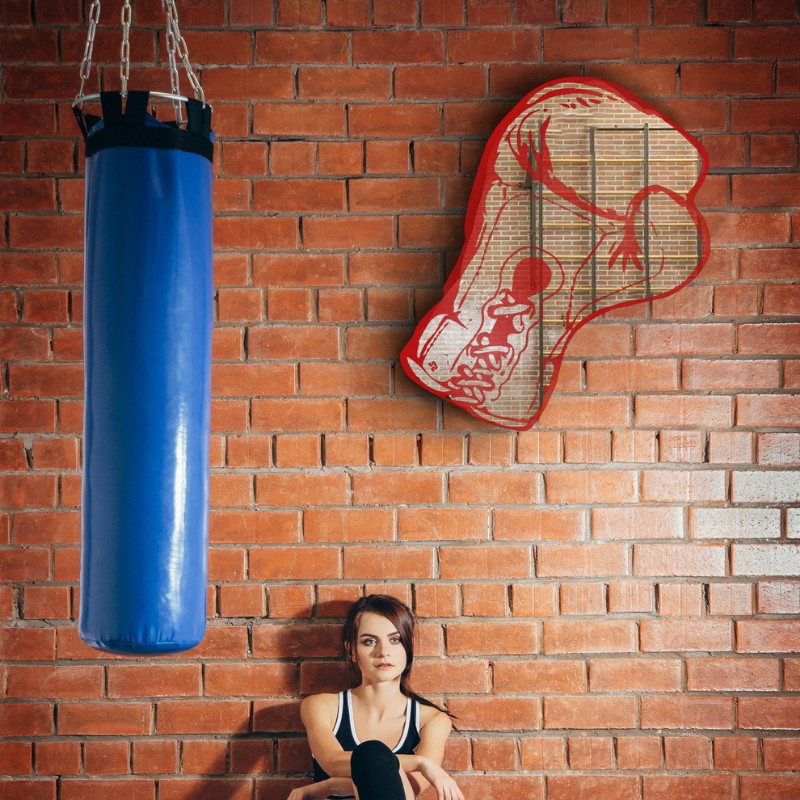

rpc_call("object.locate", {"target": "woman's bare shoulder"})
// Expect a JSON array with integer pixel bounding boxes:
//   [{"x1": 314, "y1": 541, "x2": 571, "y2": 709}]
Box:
[
  {"x1": 300, "y1": 692, "x2": 340, "y2": 725},
  {"x1": 419, "y1": 704, "x2": 452, "y2": 732}
]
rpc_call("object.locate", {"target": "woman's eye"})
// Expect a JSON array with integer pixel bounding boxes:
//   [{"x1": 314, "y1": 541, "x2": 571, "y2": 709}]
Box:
[{"x1": 390, "y1": 638, "x2": 401, "y2": 645}]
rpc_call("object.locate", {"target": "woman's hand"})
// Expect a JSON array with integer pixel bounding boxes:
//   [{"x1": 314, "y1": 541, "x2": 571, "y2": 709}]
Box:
[
  {"x1": 417, "y1": 757, "x2": 465, "y2": 800},
  {"x1": 287, "y1": 778, "x2": 337, "y2": 800}
]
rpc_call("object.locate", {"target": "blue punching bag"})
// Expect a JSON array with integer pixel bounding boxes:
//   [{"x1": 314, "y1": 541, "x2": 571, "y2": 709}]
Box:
[{"x1": 75, "y1": 91, "x2": 213, "y2": 654}]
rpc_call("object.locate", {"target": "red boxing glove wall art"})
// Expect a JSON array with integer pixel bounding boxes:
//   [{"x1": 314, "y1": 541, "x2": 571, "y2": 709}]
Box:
[{"x1": 401, "y1": 78, "x2": 710, "y2": 430}]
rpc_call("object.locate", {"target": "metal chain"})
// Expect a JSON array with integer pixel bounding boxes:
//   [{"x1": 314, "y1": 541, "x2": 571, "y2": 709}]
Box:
[
  {"x1": 163, "y1": 0, "x2": 205, "y2": 105},
  {"x1": 163, "y1": 0, "x2": 183, "y2": 122},
  {"x1": 119, "y1": 0, "x2": 133, "y2": 98},
  {"x1": 76, "y1": 0, "x2": 102, "y2": 104}
]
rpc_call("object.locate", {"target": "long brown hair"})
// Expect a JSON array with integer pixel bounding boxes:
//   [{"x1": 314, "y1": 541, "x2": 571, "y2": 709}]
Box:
[{"x1": 343, "y1": 594, "x2": 452, "y2": 717}]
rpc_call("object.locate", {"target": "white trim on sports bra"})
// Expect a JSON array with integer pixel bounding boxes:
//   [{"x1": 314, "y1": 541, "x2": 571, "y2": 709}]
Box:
[{"x1": 343, "y1": 690, "x2": 414, "y2": 752}]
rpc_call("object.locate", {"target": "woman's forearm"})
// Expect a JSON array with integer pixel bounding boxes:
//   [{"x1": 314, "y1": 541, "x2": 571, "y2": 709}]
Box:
[
  {"x1": 324, "y1": 776, "x2": 355, "y2": 795},
  {"x1": 317, "y1": 751, "x2": 353, "y2": 778}
]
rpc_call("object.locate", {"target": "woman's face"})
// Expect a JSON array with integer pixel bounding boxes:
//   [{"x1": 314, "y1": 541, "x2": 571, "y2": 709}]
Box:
[{"x1": 353, "y1": 611, "x2": 408, "y2": 683}]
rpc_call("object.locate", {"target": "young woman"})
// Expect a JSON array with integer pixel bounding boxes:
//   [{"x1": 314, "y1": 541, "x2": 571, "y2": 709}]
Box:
[{"x1": 288, "y1": 594, "x2": 464, "y2": 800}]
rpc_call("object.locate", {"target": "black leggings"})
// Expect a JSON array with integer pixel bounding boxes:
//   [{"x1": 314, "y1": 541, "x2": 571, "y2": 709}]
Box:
[{"x1": 350, "y1": 740, "x2": 406, "y2": 800}]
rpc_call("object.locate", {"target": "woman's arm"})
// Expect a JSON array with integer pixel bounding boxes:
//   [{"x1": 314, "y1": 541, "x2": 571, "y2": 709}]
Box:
[
  {"x1": 398, "y1": 711, "x2": 463, "y2": 800},
  {"x1": 300, "y1": 694, "x2": 353, "y2": 778},
  {"x1": 287, "y1": 776, "x2": 355, "y2": 800}
]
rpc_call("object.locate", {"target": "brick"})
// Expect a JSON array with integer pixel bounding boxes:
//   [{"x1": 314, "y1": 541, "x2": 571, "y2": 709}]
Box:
[
  {"x1": 250, "y1": 546, "x2": 340, "y2": 581},
  {"x1": 551, "y1": 776, "x2": 639, "y2": 800},
  {"x1": 634, "y1": 544, "x2": 726, "y2": 577},
  {"x1": 545, "y1": 470, "x2": 637, "y2": 504},
  {"x1": 538, "y1": 396, "x2": 630, "y2": 429},
  {"x1": 658, "y1": 430, "x2": 704, "y2": 463},
  {"x1": 300, "y1": 67, "x2": 391, "y2": 101},
  {"x1": 563, "y1": 431, "x2": 611, "y2": 464},
  {"x1": 107, "y1": 665, "x2": 201, "y2": 698},
  {"x1": 353, "y1": 472, "x2": 442, "y2": 505},
  {"x1": 733, "y1": 543, "x2": 800, "y2": 576},
  {"x1": 446, "y1": 621, "x2": 538, "y2": 656},
  {"x1": 691, "y1": 507, "x2": 780, "y2": 539},
  {"x1": 446, "y1": 697, "x2": 540, "y2": 732},
  {"x1": 57, "y1": 702, "x2": 151, "y2": 735},
  {"x1": 709, "y1": 583, "x2": 754, "y2": 616},
  {"x1": 640, "y1": 620, "x2": 733, "y2": 652},
  {"x1": 519, "y1": 736, "x2": 566, "y2": 770},
  {"x1": 511, "y1": 583, "x2": 559, "y2": 618},
  {"x1": 737, "y1": 620, "x2": 800, "y2": 653},
  {"x1": 537, "y1": 544, "x2": 628, "y2": 578},
  {"x1": 764, "y1": 284, "x2": 800, "y2": 316},
  {"x1": 0, "y1": 628, "x2": 55, "y2": 660},
  {"x1": 60, "y1": 780, "x2": 154, "y2": 800},
  {"x1": 349, "y1": 397, "x2": 437, "y2": 431},
  {"x1": 641, "y1": 469, "x2": 726, "y2": 503},
  {"x1": 494, "y1": 508, "x2": 584, "y2": 542},
  {"x1": 658, "y1": 582, "x2": 704, "y2": 616},
  {"x1": 644, "y1": 775, "x2": 736, "y2": 800},
  {"x1": 608, "y1": 580, "x2": 655, "y2": 613},
  {"x1": 84, "y1": 740, "x2": 130, "y2": 775},
  {"x1": 472, "y1": 736, "x2": 516, "y2": 771},
  {"x1": 642, "y1": 696, "x2": 734, "y2": 730},
  {"x1": 460, "y1": 582, "x2": 506, "y2": 617},
  {"x1": 156, "y1": 701, "x2": 250, "y2": 734},
  {"x1": 494, "y1": 660, "x2": 586, "y2": 695},
  {"x1": 414, "y1": 584, "x2": 460, "y2": 618},
  {"x1": 440, "y1": 546, "x2": 531, "y2": 580},
  {"x1": 737, "y1": 395, "x2": 800, "y2": 427},
  {"x1": 763, "y1": 738, "x2": 800, "y2": 771},
  {"x1": 545, "y1": 696, "x2": 637, "y2": 730},
  {"x1": 274, "y1": 434, "x2": 321, "y2": 468},
  {"x1": 204, "y1": 663, "x2": 297, "y2": 696},
  {"x1": 590, "y1": 658, "x2": 682, "y2": 692},
  {"x1": 566, "y1": 736, "x2": 615, "y2": 770},
  {"x1": 616, "y1": 736, "x2": 663, "y2": 770},
  {"x1": 210, "y1": 510, "x2": 299, "y2": 544},
  {"x1": 687, "y1": 657, "x2": 780, "y2": 691},
  {"x1": 559, "y1": 582, "x2": 605, "y2": 615},
  {"x1": 344, "y1": 545, "x2": 433, "y2": 579},
  {"x1": 132, "y1": 740, "x2": 178, "y2": 774},
  {"x1": 543, "y1": 620, "x2": 636, "y2": 654},
  {"x1": 739, "y1": 698, "x2": 800, "y2": 730},
  {"x1": 399, "y1": 508, "x2": 487, "y2": 541},
  {"x1": 449, "y1": 471, "x2": 542, "y2": 505},
  {"x1": 305, "y1": 507, "x2": 393, "y2": 543},
  {"x1": 592, "y1": 506, "x2": 684, "y2": 540},
  {"x1": 35, "y1": 741, "x2": 81, "y2": 776},
  {"x1": 323, "y1": 433, "x2": 370, "y2": 466},
  {"x1": 637, "y1": 395, "x2": 733, "y2": 427},
  {"x1": 219, "y1": 584, "x2": 266, "y2": 617},
  {"x1": 708, "y1": 431, "x2": 754, "y2": 464},
  {"x1": 268, "y1": 585, "x2": 313, "y2": 619},
  {"x1": 636, "y1": 323, "x2": 733, "y2": 356},
  {"x1": 585, "y1": 359, "x2": 679, "y2": 392},
  {"x1": 251, "y1": 399, "x2": 344, "y2": 433},
  {"x1": 758, "y1": 581, "x2": 800, "y2": 614},
  {"x1": 713, "y1": 735, "x2": 758, "y2": 771}
]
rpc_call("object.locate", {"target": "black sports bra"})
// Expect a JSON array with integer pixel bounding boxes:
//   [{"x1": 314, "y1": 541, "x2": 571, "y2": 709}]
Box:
[{"x1": 311, "y1": 690, "x2": 421, "y2": 797}]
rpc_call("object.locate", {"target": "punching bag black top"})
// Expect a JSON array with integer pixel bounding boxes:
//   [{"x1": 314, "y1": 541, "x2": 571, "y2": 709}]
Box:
[{"x1": 76, "y1": 91, "x2": 213, "y2": 655}]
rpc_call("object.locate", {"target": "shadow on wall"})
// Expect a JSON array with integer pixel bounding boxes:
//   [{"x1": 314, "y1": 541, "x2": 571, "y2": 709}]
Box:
[{"x1": 186, "y1": 599, "x2": 360, "y2": 800}]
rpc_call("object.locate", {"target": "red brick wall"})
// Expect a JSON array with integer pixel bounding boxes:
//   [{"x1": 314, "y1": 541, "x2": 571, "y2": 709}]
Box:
[{"x1": 1, "y1": 1, "x2": 799, "y2": 798}]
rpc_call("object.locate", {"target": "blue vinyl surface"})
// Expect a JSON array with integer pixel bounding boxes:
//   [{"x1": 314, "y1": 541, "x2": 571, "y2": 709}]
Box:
[{"x1": 80, "y1": 115, "x2": 212, "y2": 655}]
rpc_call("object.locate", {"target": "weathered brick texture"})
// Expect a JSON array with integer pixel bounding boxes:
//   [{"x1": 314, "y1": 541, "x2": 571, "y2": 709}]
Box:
[{"x1": 1, "y1": 1, "x2": 798, "y2": 797}]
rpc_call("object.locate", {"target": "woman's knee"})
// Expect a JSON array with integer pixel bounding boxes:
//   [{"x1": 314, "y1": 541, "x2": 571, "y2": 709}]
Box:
[{"x1": 351, "y1": 741, "x2": 406, "y2": 800}]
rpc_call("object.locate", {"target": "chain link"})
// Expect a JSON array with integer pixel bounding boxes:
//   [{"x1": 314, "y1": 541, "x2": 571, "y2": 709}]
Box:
[
  {"x1": 74, "y1": 0, "x2": 206, "y2": 121},
  {"x1": 163, "y1": 0, "x2": 205, "y2": 105},
  {"x1": 76, "y1": 0, "x2": 102, "y2": 104},
  {"x1": 119, "y1": 0, "x2": 133, "y2": 98}
]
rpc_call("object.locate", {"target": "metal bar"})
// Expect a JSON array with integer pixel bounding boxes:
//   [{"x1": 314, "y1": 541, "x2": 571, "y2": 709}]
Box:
[
  {"x1": 590, "y1": 126, "x2": 597, "y2": 312},
  {"x1": 536, "y1": 122, "x2": 545, "y2": 408},
  {"x1": 643, "y1": 123, "x2": 652, "y2": 298}
]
